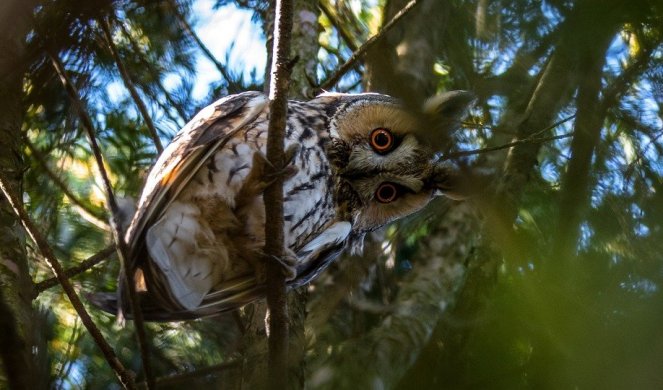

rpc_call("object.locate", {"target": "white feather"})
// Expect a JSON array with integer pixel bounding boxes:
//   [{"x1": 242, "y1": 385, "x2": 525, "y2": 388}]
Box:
[
  {"x1": 146, "y1": 201, "x2": 224, "y2": 310},
  {"x1": 299, "y1": 221, "x2": 351, "y2": 255}
]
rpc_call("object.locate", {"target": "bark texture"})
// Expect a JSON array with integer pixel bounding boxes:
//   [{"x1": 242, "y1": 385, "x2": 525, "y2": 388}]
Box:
[
  {"x1": 0, "y1": 0, "x2": 38, "y2": 387},
  {"x1": 239, "y1": 2, "x2": 320, "y2": 389},
  {"x1": 313, "y1": 203, "x2": 477, "y2": 389}
]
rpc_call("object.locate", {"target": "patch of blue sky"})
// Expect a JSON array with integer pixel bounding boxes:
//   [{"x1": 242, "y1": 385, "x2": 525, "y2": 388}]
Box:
[
  {"x1": 105, "y1": 0, "x2": 266, "y2": 105},
  {"x1": 620, "y1": 277, "x2": 658, "y2": 296},
  {"x1": 604, "y1": 34, "x2": 629, "y2": 74},
  {"x1": 540, "y1": 161, "x2": 560, "y2": 184},
  {"x1": 578, "y1": 221, "x2": 594, "y2": 251},
  {"x1": 186, "y1": 0, "x2": 266, "y2": 100}
]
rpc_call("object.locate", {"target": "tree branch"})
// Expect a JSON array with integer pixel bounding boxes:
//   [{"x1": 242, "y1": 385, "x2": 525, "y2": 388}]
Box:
[
  {"x1": 263, "y1": 0, "x2": 294, "y2": 388},
  {"x1": 319, "y1": 1, "x2": 358, "y2": 52},
  {"x1": 116, "y1": 17, "x2": 189, "y2": 123},
  {"x1": 34, "y1": 245, "x2": 116, "y2": 295},
  {"x1": 48, "y1": 50, "x2": 155, "y2": 389},
  {"x1": 0, "y1": 172, "x2": 136, "y2": 389},
  {"x1": 25, "y1": 138, "x2": 109, "y2": 230},
  {"x1": 441, "y1": 115, "x2": 576, "y2": 160},
  {"x1": 316, "y1": 0, "x2": 420, "y2": 92},
  {"x1": 98, "y1": 16, "x2": 163, "y2": 154},
  {"x1": 313, "y1": 204, "x2": 476, "y2": 389}
]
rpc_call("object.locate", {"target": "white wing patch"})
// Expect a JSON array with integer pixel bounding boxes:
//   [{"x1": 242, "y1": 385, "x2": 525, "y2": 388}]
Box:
[
  {"x1": 146, "y1": 201, "x2": 227, "y2": 310},
  {"x1": 298, "y1": 221, "x2": 351, "y2": 257}
]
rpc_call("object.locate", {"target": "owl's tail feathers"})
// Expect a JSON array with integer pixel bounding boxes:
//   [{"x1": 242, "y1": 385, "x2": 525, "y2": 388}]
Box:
[{"x1": 86, "y1": 274, "x2": 265, "y2": 322}]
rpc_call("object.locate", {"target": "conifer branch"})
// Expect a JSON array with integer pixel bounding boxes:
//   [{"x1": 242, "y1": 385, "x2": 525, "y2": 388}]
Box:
[
  {"x1": 34, "y1": 245, "x2": 116, "y2": 294},
  {"x1": 48, "y1": 50, "x2": 155, "y2": 390},
  {"x1": 98, "y1": 16, "x2": 164, "y2": 154},
  {"x1": 317, "y1": 0, "x2": 420, "y2": 92},
  {"x1": 0, "y1": 172, "x2": 136, "y2": 390},
  {"x1": 25, "y1": 138, "x2": 109, "y2": 230}
]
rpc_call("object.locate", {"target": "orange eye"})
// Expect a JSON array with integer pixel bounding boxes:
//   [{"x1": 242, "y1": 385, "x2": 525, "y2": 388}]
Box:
[
  {"x1": 370, "y1": 128, "x2": 394, "y2": 153},
  {"x1": 375, "y1": 183, "x2": 399, "y2": 203}
]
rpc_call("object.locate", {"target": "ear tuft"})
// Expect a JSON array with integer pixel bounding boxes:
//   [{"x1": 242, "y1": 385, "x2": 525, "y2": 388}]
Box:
[{"x1": 423, "y1": 90, "x2": 475, "y2": 122}]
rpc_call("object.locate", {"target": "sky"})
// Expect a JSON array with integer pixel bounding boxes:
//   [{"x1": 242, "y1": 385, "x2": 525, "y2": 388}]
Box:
[
  {"x1": 107, "y1": 0, "x2": 266, "y2": 114},
  {"x1": 186, "y1": 0, "x2": 266, "y2": 100}
]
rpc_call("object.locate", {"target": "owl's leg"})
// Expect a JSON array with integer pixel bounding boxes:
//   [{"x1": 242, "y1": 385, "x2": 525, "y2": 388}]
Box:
[
  {"x1": 257, "y1": 222, "x2": 352, "y2": 284},
  {"x1": 234, "y1": 144, "x2": 300, "y2": 210},
  {"x1": 234, "y1": 144, "x2": 300, "y2": 284}
]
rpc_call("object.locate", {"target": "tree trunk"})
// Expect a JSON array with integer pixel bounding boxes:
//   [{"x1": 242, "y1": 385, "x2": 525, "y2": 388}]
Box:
[{"x1": 0, "y1": 0, "x2": 40, "y2": 387}]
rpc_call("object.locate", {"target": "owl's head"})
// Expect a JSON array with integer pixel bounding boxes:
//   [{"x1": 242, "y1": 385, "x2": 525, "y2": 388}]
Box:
[{"x1": 321, "y1": 90, "x2": 474, "y2": 234}]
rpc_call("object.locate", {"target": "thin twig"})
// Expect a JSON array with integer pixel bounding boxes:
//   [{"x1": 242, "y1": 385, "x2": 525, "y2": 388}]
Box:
[
  {"x1": 98, "y1": 16, "x2": 163, "y2": 154},
  {"x1": 137, "y1": 361, "x2": 240, "y2": 388},
  {"x1": 116, "y1": 19, "x2": 189, "y2": 124},
  {"x1": 316, "y1": 0, "x2": 420, "y2": 91},
  {"x1": 442, "y1": 133, "x2": 572, "y2": 160},
  {"x1": 34, "y1": 245, "x2": 116, "y2": 295},
  {"x1": 263, "y1": 0, "x2": 294, "y2": 388},
  {"x1": 0, "y1": 172, "x2": 136, "y2": 389},
  {"x1": 25, "y1": 138, "x2": 109, "y2": 230},
  {"x1": 442, "y1": 115, "x2": 577, "y2": 160},
  {"x1": 48, "y1": 50, "x2": 155, "y2": 389}
]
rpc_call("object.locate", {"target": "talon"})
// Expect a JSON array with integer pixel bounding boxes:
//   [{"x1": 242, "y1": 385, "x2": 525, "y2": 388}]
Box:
[
  {"x1": 284, "y1": 144, "x2": 301, "y2": 166},
  {"x1": 270, "y1": 252, "x2": 297, "y2": 281}
]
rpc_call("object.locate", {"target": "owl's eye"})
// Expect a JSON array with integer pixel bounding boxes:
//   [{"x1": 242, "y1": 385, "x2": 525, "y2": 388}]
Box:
[
  {"x1": 370, "y1": 128, "x2": 395, "y2": 153},
  {"x1": 375, "y1": 182, "x2": 399, "y2": 203}
]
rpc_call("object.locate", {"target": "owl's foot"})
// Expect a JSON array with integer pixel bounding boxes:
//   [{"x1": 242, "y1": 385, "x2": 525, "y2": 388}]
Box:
[
  {"x1": 252, "y1": 250, "x2": 298, "y2": 285},
  {"x1": 260, "y1": 143, "x2": 301, "y2": 183},
  {"x1": 235, "y1": 144, "x2": 300, "y2": 205}
]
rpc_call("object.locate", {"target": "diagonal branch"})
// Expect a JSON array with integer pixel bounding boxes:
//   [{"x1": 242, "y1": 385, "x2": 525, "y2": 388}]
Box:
[
  {"x1": 315, "y1": 204, "x2": 476, "y2": 388},
  {"x1": 48, "y1": 50, "x2": 155, "y2": 389},
  {"x1": 0, "y1": 172, "x2": 136, "y2": 389},
  {"x1": 116, "y1": 19, "x2": 189, "y2": 124},
  {"x1": 98, "y1": 16, "x2": 163, "y2": 154},
  {"x1": 319, "y1": 1, "x2": 358, "y2": 52},
  {"x1": 263, "y1": 0, "x2": 294, "y2": 388},
  {"x1": 316, "y1": 0, "x2": 420, "y2": 92},
  {"x1": 25, "y1": 138, "x2": 109, "y2": 230},
  {"x1": 34, "y1": 245, "x2": 116, "y2": 295}
]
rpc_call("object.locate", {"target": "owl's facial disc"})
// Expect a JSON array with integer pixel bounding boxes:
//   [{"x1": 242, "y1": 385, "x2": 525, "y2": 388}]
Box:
[{"x1": 331, "y1": 131, "x2": 439, "y2": 231}]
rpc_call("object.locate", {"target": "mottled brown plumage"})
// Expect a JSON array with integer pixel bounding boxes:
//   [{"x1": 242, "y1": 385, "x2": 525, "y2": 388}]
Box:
[{"x1": 90, "y1": 90, "x2": 473, "y2": 321}]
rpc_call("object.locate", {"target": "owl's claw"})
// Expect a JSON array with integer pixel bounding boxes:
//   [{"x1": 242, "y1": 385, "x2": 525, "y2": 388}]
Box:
[
  {"x1": 252, "y1": 251, "x2": 298, "y2": 284},
  {"x1": 271, "y1": 250, "x2": 298, "y2": 281},
  {"x1": 234, "y1": 144, "x2": 300, "y2": 209},
  {"x1": 260, "y1": 143, "x2": 301, "y2": 182}
]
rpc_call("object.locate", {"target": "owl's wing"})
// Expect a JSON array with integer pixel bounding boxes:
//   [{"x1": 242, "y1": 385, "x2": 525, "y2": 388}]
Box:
[
  {"x1": 93, "y1": 221, "x2": 351, "y2": 321},
  {"x1": 115, "y1": 91, "x2": 268, "y2": 314},
  {"x1": 125, "y1": 91, "x2": 268, "y2": 250}
]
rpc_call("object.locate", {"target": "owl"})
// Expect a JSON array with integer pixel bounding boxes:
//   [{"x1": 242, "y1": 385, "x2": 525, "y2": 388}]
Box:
[{"x1": 91, "y1": 90, "x2": 473, "y2": 321}]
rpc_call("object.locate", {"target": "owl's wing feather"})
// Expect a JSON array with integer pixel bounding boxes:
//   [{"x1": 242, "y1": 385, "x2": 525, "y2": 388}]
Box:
[
  {"x1": 291, "y1": 221, "x2": 351, "y2": 288},
  {"x1": 116, "y1": 91, "x2": 268, "y2": 315},
  {"x1": 126, "y1": 91, "x2": 268, "y2": 250},
  {"x1": 101, "y1": 222, "x2": 350, "y2": 321}
]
